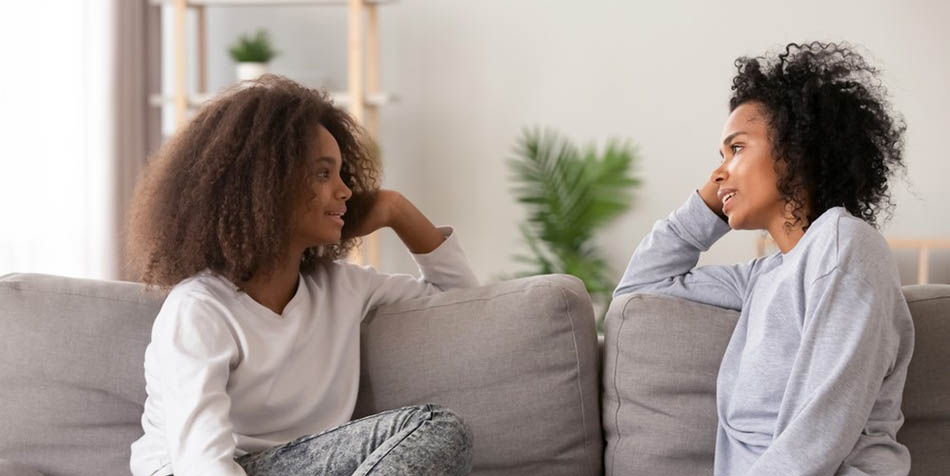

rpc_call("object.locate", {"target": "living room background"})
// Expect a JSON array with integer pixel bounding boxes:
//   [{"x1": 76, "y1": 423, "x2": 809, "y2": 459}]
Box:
[
  {"x1": 2, "y1": 0, "x2": 948, "y2": 284},
  {"x1": 162, "y1": 0, "x2": 950, "y2": 285}
]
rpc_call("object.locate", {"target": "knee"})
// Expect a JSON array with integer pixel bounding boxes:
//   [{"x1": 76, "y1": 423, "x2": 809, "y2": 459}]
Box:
[
  {"x1": 419, "y1": 404, "x2": 474, "y2": 469},
  {"x1": 428, "y1": 404, "x2": 473, "y2": 446}
]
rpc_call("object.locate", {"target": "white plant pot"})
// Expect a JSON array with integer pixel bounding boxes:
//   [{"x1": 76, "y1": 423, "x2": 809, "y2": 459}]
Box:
[{"x1": 236, "y1": 62, "x2": 268, "y2": 81}]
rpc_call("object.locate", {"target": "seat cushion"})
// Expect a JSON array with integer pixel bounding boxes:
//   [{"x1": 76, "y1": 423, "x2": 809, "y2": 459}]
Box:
[{"x1": 355, "y1": 274, "x2": 603, "y2": 476}]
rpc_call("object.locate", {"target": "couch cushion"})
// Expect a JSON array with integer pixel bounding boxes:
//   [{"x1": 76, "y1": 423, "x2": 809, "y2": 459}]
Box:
[
  {"x1": 897, "y1": 284, "x2": 950, "y2": 476},
  {"x1": 0, "y1": 273, "x2": 166, "y2": 476},
  {"x1": 0, "y1": 459, "x2": 45, "y2": 476},
  {"x1": 601, "y1": 292, "x2": 737, "y2": 476},
  {"x1": 1, "y1": 273, "x2": 603, "y2": 476},
  {"x1": 355, "y1": 274, "x2": 603, "y2": 476},
  {"x1": 603, "y1": 285, "x2": 950, "y2": 476}
]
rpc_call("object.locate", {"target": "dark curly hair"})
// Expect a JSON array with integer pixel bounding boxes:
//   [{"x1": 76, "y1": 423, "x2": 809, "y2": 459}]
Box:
[
  {"x1": 126, "y1": 75, "x2": 380, "y2": 288},
  {"x1": 729, "y1": 41, "x2": 906, "y2": 229}
]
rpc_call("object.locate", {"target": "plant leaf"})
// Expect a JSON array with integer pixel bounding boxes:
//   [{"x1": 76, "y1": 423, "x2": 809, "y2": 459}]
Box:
[{"x1": 507, "y1": 127, "x2": 641, "y2": 311}]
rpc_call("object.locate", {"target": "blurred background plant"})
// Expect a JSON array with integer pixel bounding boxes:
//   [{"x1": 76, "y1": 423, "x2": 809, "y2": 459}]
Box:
[{"x1": 508, "y1": 128, "x2": 640, "y2": 332}]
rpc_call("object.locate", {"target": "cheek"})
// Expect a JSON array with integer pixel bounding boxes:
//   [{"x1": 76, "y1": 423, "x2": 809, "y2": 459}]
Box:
[{"x1": 744, "y1": 156, "x2": 782, "y2": 197}]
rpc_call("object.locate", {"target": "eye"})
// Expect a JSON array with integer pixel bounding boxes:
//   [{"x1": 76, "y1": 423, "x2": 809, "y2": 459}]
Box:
[
  {"x1": 317, "y1": 168, "x2": 331, "y2": 179},
  {"x1": 730, "y1": 144, "x2": 744, "y2": 155}
]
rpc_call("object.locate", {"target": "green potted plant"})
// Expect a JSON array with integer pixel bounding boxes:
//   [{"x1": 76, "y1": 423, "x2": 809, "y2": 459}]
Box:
[
  {"x1": 508, "y1": 128, "x2": 640, "y2": 331},
  {"x1": 228, "y1": 29, "x2": 279, "y2": 81}
]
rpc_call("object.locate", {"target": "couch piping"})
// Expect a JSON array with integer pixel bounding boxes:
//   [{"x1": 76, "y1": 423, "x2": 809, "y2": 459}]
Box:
[
  {"x1": 557, "y1": 285, "x2": 596, "y2": 476},
  {"x1": 906, "y1": 296, "x2": 950, "y2": 305},
  {"x1": 0, "y1": 285, "x2": 163, "y2": 307},
  {"x1": 369, "y1": 281, "x2": 572, "y2": 317},
  {"x1": 607, "y1": 295, "x2": 634, "y2": 474}
]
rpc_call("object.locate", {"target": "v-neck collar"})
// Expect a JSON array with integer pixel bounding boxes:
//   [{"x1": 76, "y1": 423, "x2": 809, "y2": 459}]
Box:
[{"x1": 235, "y1": 273, "x2": 307, "y2": 320}]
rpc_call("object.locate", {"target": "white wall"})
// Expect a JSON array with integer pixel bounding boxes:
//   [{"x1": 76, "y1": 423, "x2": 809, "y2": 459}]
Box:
[{"x1": 169, "y1": 0, "x2": 950, "y2": 283}]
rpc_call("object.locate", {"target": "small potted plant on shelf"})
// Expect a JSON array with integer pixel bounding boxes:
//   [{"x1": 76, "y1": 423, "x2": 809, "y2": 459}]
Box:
[{"x1": 228, "y1": 29, "x2": 279, "y2": 81}]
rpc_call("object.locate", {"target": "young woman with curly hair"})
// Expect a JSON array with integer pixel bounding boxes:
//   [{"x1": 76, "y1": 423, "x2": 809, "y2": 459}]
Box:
[
  {"x1": 615, "y1": 42, "x2": 913, "y2": 475},
  {"x1": 126, "y1": 75, "x2": 477, "y2": 476}
]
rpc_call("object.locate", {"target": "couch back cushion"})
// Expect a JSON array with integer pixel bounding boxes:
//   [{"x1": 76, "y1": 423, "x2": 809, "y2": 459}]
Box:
[
  {"x1": 601, "y1": 293, "x2": 737, "y2": 476},
  {"x1": 355, "y1": 274, "x2": 603, "y2": 476},
  {"x1": 897, "y1": 284, "x2": 950, "y2": 476},
  {"x1": 0, "y1": 273, "x2": 165, "y2": 476},
  {"x1": 602, "y1": 285, "x2": 950, "y2": 476}
]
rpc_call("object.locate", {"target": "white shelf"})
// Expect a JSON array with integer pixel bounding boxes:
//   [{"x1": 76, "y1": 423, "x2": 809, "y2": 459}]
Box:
[
  {"x1": 149, "y1": 0, "x2": 394, "y2": 6},
  {"x1": 149, "y1": 91, "x2": 395, "y2": 109},
  {"x1": 328, "y1": 91, "x2": 395, "y2": 107}
]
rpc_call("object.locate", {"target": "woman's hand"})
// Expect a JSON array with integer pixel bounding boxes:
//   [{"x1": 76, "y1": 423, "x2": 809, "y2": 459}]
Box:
[
  {"x1": 698, "y1": 178, "x2": 727, "y2": 220},
  {"x1": 345, "y1": 189, "x2": 401, "y2": 238},
  {"x1": 343, "y1": 189, "x2": 446, "y2": 254}
]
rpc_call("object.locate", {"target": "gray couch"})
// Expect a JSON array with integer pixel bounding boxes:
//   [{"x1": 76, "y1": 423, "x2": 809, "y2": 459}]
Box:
[{"x1": 0, "y1": 273, "x2": 947, "y2": 476}]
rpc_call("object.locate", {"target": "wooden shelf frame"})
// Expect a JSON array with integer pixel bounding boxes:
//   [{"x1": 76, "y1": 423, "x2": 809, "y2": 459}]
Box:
[
  {"x1": 150, "y1": 0, "x2": 394, "y2": 6},
  {"x1": 887, "y1": 238, "x2": 950, "y2": 285}
]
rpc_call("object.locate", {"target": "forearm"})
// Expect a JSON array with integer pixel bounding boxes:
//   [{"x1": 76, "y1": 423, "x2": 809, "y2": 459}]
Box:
[{"x1": 614, "y1": 191, "x2": 740, "y2": 306}]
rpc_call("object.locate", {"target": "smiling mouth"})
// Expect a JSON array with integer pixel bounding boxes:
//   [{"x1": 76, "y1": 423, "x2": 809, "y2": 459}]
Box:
[
  {"x1": 326, "y1": 211, "x2": 345, "y2": 226},
  {"x1": 722, "y1": 192, "x2": 737, "y2": 206}
]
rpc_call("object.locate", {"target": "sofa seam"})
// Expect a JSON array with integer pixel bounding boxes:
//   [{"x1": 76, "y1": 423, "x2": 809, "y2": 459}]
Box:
[
  {"x1": 608, "y1": 295, "x2": 633, "y2": 474},
  {"x1": 0, "y1": 285, "x2": 163, "y2": 307},
  {"x1": 905, "y1": 296, "x2": 950, "y2": 304},
  {"x1": 557, "y1": 285, "x2": 596, "y2": 476},
  {"x1": 370, "y1": 282, "x2": 572, "y2": 317}
]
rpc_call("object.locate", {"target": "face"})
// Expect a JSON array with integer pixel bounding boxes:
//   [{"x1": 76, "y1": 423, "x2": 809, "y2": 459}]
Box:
[
  {"x1": 291, "y1": 125, "x2": 352, "y2": 248},
  {"x1": 713, "y1": 102, "x2": 787, "y2": 231}
]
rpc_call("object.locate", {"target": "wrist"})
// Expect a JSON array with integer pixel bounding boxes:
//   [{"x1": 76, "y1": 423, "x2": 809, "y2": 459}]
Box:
[
  {"x1": 385, "y1": 191, "x2": 410, "y2": 232},
  {"x1": 698, "y1": 182, "x2": 725, "y2": 218}
]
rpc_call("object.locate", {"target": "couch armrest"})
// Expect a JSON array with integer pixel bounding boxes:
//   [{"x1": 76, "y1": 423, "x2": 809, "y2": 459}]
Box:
[{"x1": 354, "y1": 274, "x2": 602, "y2": 476}]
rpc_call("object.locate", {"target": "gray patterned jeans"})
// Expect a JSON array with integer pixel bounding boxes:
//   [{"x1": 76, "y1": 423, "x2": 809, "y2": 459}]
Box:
[{"x1": 234, "y1": 404, "x2": 473, "y2": 476}]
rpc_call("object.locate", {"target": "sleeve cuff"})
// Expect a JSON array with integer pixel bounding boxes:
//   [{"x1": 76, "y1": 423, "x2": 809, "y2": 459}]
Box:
[
  {"x1": 411, "y1": 226, "x2": 479, "y2": 288},
  {"x1": 410, "y1": 226, "x2": 456, "y2": 261}
]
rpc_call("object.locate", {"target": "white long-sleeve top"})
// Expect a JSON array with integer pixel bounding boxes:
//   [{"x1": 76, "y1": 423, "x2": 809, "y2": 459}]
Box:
[
  {"x1": 615, "y1": 192, "x2": 914, "y2": 476},
  {"x1": 130, "y1": 227, "x2": 478, "y2": 476}
]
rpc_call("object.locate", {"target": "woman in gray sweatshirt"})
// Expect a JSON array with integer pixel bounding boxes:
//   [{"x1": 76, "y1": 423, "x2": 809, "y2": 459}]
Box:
[{"x1": 615, "y1": 42, "x2": 914, "y2": 476}]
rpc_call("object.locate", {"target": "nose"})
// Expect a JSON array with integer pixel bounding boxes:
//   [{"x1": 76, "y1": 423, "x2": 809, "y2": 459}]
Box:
[
  {"x1": 337, "y1": 179, "x2": 352, "y2": 201},
  {"x1": 711, "y1": 160, "x2": 729, "y2": 184}
]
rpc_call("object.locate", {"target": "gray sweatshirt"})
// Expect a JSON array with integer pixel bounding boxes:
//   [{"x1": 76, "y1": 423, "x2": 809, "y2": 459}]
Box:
[{"x1": 615, "y1": 192, "x2": 914, "y2": 476}]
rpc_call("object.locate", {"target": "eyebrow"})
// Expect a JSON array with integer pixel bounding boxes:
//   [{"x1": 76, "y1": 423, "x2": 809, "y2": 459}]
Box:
[
  {"x1": 718, "y1": 131, "x2": 747, "y2": 157},
  {"x1": 722, "y1": 131, "x2": 747, "y2": 146},
  {"x1": 314, "y1": 156, "x2": 337, "y2": 166}
]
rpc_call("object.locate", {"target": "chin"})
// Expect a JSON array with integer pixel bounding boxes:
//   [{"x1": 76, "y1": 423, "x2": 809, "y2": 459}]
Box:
[
  {"x1": 726, "y1": 214, "x2": 746, "y2": 230},
  {"x1": 306, "y1": 234, "x2": 342, "y2": 247}
]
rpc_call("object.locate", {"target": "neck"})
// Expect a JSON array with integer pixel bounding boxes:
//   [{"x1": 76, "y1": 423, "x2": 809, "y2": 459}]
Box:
[
  {"x1": 766, "y1": 212, "x2": 808, "y2": 254},
  {"x1": 241, "y1": 247, "x2": 306, "y2": 315}
]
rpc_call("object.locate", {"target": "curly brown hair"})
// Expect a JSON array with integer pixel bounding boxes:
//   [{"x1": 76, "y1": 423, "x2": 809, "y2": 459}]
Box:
[
  {"x1": 729, "y1": 41, "x2": 906, "y2": 229},
  {"x1": 126, "y1": 75, "x2": 380, "y2": 288}
]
